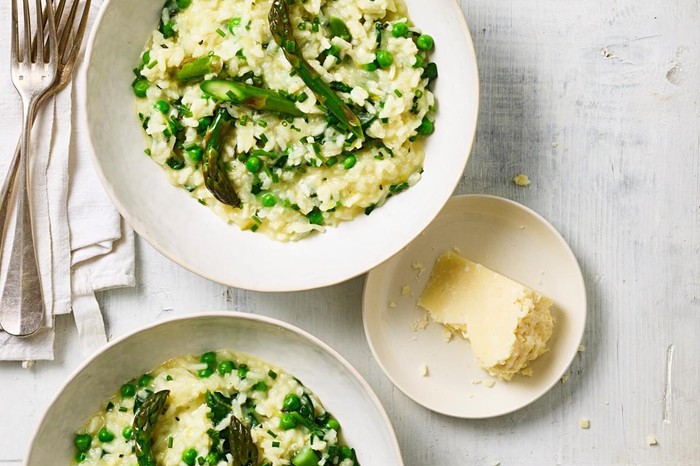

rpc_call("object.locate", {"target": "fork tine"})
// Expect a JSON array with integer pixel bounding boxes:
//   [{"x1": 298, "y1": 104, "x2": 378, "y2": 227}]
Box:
[
  {"x1": 46, "y1": 0, "x2": 58, "y2": 65},
  {"x1": 65, "y1": 0, "x2": 91, "y2": 66},
  {"x1": 34, "y1": 0, "x2": 44, "y2": 62},
  {"x1": 11, "y1": 0, "x2": 19, "y2": 62},
  {"x1": 58, "y1": 0, "x2": 80, "y2": 62},
  {"x1": 22, "y1": 0, "x2": 32, "y2": 63}
]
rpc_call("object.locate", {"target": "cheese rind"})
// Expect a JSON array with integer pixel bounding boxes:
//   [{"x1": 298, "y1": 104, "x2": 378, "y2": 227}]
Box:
[{"x1": 417, "y1": 252, "x2": 554, "y2": 380}]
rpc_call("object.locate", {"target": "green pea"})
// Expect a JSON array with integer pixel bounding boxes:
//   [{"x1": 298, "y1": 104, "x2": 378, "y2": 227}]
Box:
[
  {"x1": 237, "y1": 365, "x2": 249, "y2": 379},
  {"x1": 361, "y1": 62, "x2": 378, "y2": 72},
  {"x1": 98, "y1": 427, "x2": 115, "y2": 443},
  {"x1": 217, "y1": 360, "x2": 235, "y2": 375},
  {"x1": 261, "y1": 193, "x2": 277, "y2": 207},
  {"x1": 205, "y1": 452, "x2": 219, "y2": 464},
  {"x1": 307, "y1": 208, "x2": 324, "y2": 225},
  {"x1": 279, "y1": 412, "x2": 297, "y2": 430},
  {"x1": 176, "y1": 0, "x2": 191, "y2": 9},
  {"x1": 340, "y1": 446, "x2": 354, "y2": 459},
  {"x1": 376, "y1": 50, "x2": 394, "y2": 68},
  {"x1": 392, "y1": 22, "x2": 409, "y2": 38},
  {"x1": 417, "y1": 118, "x2": 434, "y2": 136},
  {"x1": 184, "y1": 146, "x2": 203, "y2": 163},
  {"x1": 122, "y1": 426, "x2": 133, "y2": 440},
  {"x1": 154, "y1": 100, "x2": 170, "y2": 114},
  {"x1": 182, "y1": 448, "x2": 198, "y2": 466},
  {"x1": 284, "y1": 393, "x2": 302, "y2": 411},
  {"x1": 74, "y1": 433, "x2": 92, "y2": 452},
  {"x1": 132, "y1": 78, "x2": 149, "y2": 98},
  {"x1": 200, "y1": 351, "x2": 217, "y2": 367},
  {"x1": 75, "y1": 451, "x2": 87, "y2": 463},
  {"x1": 137, "y1": 374, "x2": 153, "y2": 387},
  {"x1": 413, "y1": 54, "x2": 424, "y2": 69},
  {"x1": 291, "y1": 446, "x2": 320, "y2": 466},
  {"x1": 198, "y1": 367, "x2": 214, "y2": 378},
  {"x1": 343, "y1": 154, "x2": 357, "y2": 170},
  {"x1": 416, "y1": 34, "x2": 434, "y2": 51},
  {"x1": 325, "y1": 417, "x2": 341, "y2": 431},
  {"x1": 246, "y1": 156, "x2": 262, "y2": 173},
  {"x1": 197, "y1": 116, "x2": 212, "y2": 135},
  {"x1": 253, "y1": 381, "x2": 268, "y2": 391},
  {"x1": 120, "y1": 383, "x2": 136, "y2": 398}
]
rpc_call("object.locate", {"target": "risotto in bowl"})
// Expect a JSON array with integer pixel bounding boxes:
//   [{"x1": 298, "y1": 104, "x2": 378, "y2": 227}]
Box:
[
  {"x1": 83, "y1": 0, "x2": 478, "y2": 289},
  {"x1": 25, "y1": 313, "x2": 403, "y2": 466}
]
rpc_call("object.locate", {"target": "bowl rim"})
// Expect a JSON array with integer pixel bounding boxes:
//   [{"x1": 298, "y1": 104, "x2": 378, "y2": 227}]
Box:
[
  {"x1": 80, "y1": 0, "x2": 480, "y2": 292},
  {"x1": 24, "y1": 311, "x2": 405, "y2": 465}
]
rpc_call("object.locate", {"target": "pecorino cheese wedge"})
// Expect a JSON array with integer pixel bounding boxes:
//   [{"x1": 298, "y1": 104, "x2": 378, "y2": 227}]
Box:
[{"x1": 418, "y1": 252, "x2": 554, "y2": 380}]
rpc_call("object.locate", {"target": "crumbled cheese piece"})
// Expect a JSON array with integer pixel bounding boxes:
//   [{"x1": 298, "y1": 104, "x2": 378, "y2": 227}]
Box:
[
  {"x1": 418, "y1": 252, "x2": 554, "y2": 380},
  {"x1": 451, "y1": 245, "x2": 461, "y2": 253},
  {"x1": 410, "y1": 314, "x2": 430, "y2": 332},
  {"x1": 578, "y1": 344, "x2": 586, "y2": 352},
  {"x1": 388, "y1": 301, "x2": 397, "y2": 309},
  {"x1": 561, "y1": 374, "x2": 569, "y2": 383},
  {"x1": 646, "y1": 435, "x2": 658, "y2": 446},
  {"x1": 482, "y1": 379, "x2": 496, "y2": 388},
  {"x1": 419, "y1": 363, "x2": 429, "y2": 377},
  {"x1": 512, "y1": 174, "x2": 531, "y2": 186},
  {"x1": 472, "y1": 379, "x2": 482, "y2": 385},
  {"x1": 520, "y1": 367, "x2": 533, "y2": 377},
  {"x1": 401, "y1": 285, "x2": 411, "y2": 295},
  {"x1": 579, "y1": 418, "x2": 591, "y2": 429},
  {"x1": 411, "y1": 261, "x2": 426, "y2": 279}
]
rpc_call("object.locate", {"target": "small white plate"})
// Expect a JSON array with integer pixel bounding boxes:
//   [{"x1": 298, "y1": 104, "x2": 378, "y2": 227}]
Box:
[{"x1": 362, "y1": 194, "x2": 587, "y2": 418}]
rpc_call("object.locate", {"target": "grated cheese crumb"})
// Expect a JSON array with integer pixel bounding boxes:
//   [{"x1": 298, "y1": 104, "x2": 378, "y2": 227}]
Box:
[
  {"x1": 646, "y1": 435, "x2": 658, "y2": 446},
  {"x1": 512, "y1": 174, "x2": 531, "y2": 186},
  {"x1": 579, "y1": 418, "x2": 590, "y2": 429}
]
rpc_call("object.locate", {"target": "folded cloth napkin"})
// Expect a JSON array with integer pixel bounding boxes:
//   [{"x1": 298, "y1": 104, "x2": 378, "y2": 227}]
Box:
[{"x1": 0, "y1": 0, "x2": 135, "y2": 361}]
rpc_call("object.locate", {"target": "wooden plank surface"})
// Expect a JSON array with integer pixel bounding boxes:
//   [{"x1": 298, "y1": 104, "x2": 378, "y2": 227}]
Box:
[{"x1": 1, "y1": 0, "x2": 699, "y2": 464}]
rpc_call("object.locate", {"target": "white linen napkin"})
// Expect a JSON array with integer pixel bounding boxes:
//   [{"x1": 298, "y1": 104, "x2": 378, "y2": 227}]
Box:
[{"x1": 0, "y1": 0, "x2": 135, "y2": 361}]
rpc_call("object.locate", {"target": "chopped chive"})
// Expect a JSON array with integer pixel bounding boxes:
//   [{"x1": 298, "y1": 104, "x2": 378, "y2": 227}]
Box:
[
  {"x1": 257, "y1": 119, "x2": 268, "y2": 128},
  {"x1": 146, "y1": 60, "x2": 158, "y2": 69},
  {"x1": 252, "y1": 215, "x2": 262, "y2": 225},
  {"x1": 394, "y1": 89, "x2": 403, "y2": 97},
  {"x1": 216, "y1": 28, "x2": 226, "y2": 37},
  {"x1": 272, "y1": 441, "x2": 280, "y2": 448},
  {"x1": 167, "y1": 436, "x2": 174, "y2": 448},
  {"x1": 258, "y1": 133, "x2": 268, "y2": 144},
  {"x1": 267, "y1": 429, "x2": 277, "y2": 438},
  {"x1": 268, "y1": 370, "x2": 278, "y2": 379},
  {"x1": 119, "y1": 407, "x2": 128, "y2": 412},
  {"x1": 250, "y1": 224, "x2": 259, "y2": 232}
]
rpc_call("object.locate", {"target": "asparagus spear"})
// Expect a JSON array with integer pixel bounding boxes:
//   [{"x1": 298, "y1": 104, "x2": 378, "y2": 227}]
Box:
[
  {"x1": 175, "y1": 55, "x2": 223, "y2": 83},
  {"x1": 133, "y1": 390, "x2": 170, "y2": 466},
  {"x1": 268, "y1": 0, "x2": 364, "y2": 140},
  {"x1": 201, "y1": 80, "x2": 304, "y2": 117},
  {"x1": 228, "y1": 415, "x2": 259, "y2": 466},
  {"x1": 203, "y1": 109, "x2": 241, "y2": 208}
]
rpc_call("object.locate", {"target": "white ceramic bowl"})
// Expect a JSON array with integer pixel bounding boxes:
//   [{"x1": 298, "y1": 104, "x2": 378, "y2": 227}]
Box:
[
  {"x1": 82, "y1": 0, "x2": 479, "y2": 291},
  {"x1": 25, "y1": 312, "x2": 403, "y2": 465}
]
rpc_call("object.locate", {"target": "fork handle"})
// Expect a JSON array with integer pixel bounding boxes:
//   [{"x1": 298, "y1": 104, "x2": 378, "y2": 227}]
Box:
[{"x1": 0, "y1": 98, "x2": 45, "y2": 336}]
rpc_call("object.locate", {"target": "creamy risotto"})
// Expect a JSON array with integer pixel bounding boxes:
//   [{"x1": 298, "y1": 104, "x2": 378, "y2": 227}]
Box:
[
  {"x1": 132, "y1": 0, "x2": 437, "y2": 241},
  {"x1": 71, "y1": 350, "x2": 358, "y2": 466}
]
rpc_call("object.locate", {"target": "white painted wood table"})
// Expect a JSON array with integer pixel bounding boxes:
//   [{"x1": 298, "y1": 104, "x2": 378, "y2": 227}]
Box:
[{"x1": 2, "y1": 0, "x2": 699, "y2": 464}]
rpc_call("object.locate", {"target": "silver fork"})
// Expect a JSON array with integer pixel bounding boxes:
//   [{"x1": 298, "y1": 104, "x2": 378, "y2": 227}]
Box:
[
  {"x1": 0, "y1": 0, "x2": 58, "y2": 337},
  {"x1": 0, "y1": 0, "x2": 91, "y2": 253}
]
